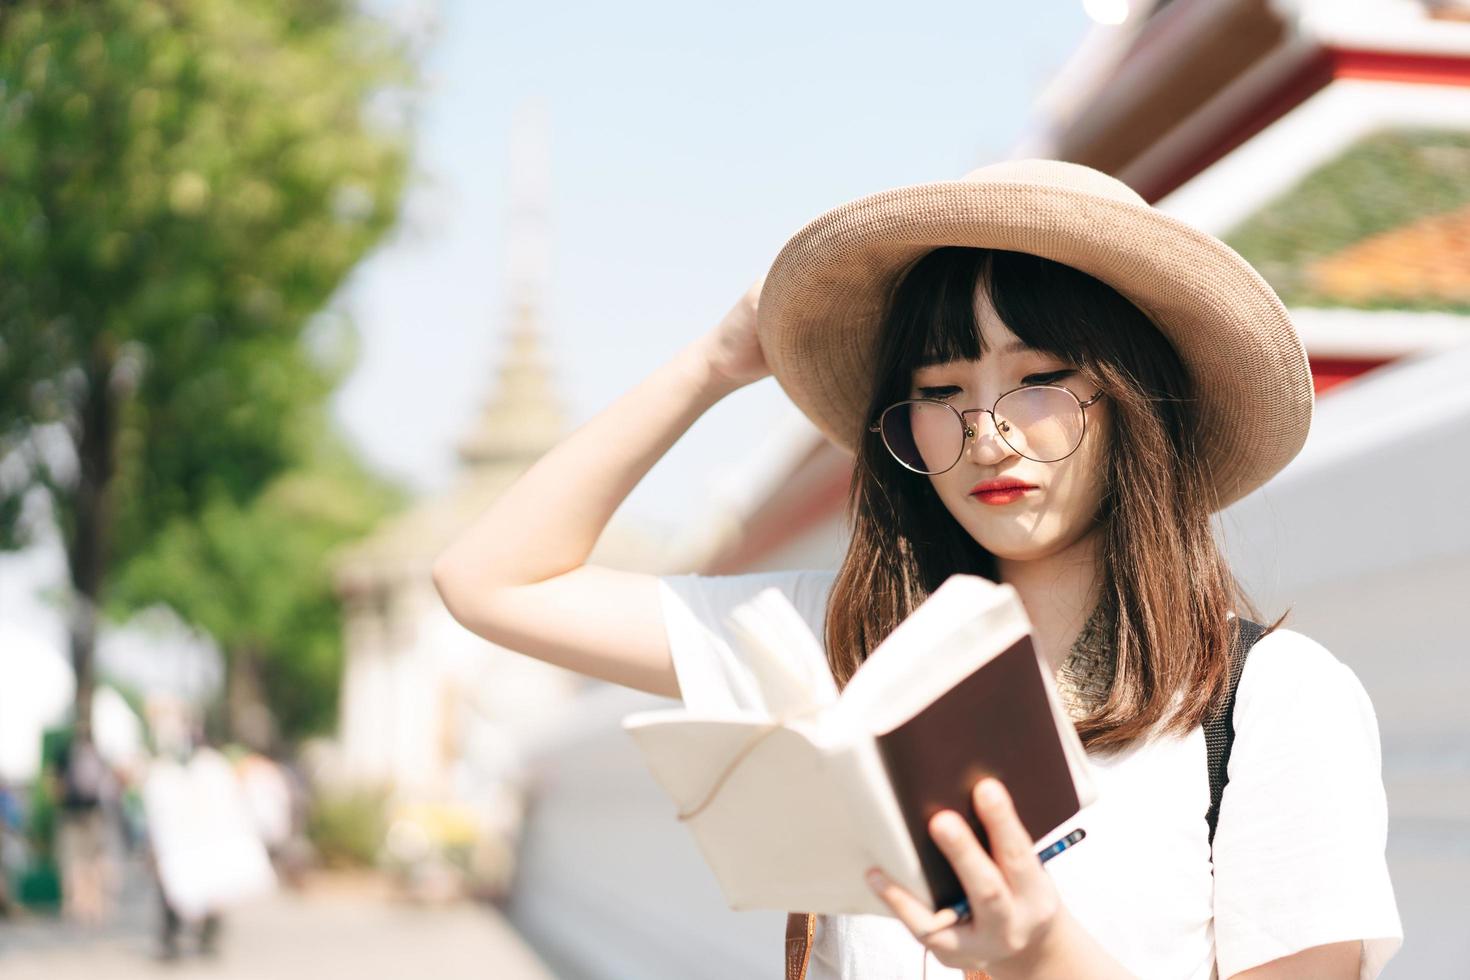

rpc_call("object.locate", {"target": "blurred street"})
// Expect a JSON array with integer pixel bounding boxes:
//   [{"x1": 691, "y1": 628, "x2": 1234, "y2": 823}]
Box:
[{"x1": 0, "y1": 861, "x2": 556, "y2": 980}]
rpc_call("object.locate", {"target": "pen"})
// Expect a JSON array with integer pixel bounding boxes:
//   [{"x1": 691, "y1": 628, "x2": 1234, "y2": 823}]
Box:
[{"x1": 941, "y1": 828, "x2": 1086, "y2": 923}]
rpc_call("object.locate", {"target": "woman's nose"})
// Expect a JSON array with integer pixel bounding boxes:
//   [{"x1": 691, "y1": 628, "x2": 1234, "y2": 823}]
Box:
[{"x1": 965, "y1": 411, "x2": 1015, "y2": 464}]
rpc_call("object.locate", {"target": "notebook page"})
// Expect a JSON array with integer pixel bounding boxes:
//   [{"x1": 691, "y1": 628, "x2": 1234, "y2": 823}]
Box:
[
  {"x1": 829, "y1": 575, "x2": 1030, "y2": 738},
  {"x1": 723, "y1": 586, "x2": 839, "y2": 719},
  {"x1": 620, "y1": 712, "x2": 897, "y2": 914}
]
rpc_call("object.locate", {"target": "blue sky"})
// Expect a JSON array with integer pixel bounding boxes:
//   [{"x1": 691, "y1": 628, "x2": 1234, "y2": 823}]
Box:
[{"x1": 333, "y1": 0, "x2": 1096, "y2": 535}]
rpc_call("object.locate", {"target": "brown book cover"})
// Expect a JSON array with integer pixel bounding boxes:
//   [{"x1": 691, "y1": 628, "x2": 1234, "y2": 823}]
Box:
[{"x1": 873, "y1": 634, "x2": 1080, "y2": 910}]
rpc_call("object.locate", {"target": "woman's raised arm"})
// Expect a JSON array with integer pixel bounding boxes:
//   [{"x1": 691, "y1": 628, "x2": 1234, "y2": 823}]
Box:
[{"x1": 431, "y1": 279, "x2": 768, "y2": 698}]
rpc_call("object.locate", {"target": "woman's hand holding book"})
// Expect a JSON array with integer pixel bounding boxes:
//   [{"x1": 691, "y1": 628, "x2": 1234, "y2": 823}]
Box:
[{"x1": 866, "y1": 778, "x2": 1132, "y2": 979}]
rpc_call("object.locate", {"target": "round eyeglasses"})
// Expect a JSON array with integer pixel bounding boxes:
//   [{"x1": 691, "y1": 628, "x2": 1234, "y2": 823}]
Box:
[{"x1": 868, "y1": 383, "x2": 1106, "y2": 474}]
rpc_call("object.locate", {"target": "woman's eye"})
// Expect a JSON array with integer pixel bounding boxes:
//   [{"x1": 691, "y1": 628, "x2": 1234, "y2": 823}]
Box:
[
  {"x1": 916, "y1": 370, "x2": 1074, "y2": 399},
  {"x1": 1022, "y1": 370, "x2": 1074, "y2": 386}
]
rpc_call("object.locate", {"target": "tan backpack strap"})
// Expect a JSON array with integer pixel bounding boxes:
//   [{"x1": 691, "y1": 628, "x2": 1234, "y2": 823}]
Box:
[{"x1": 785, "y1": 912, "x2": 815, "y2": 980}]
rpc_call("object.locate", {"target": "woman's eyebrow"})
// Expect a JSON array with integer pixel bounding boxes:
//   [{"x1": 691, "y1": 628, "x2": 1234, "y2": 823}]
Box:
[{"x1": 914, "y1": 340, "x2": 1040, "y2": 370}]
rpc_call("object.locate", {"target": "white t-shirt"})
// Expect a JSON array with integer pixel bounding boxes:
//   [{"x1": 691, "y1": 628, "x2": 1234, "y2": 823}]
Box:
[{"x1": 656, "y1": 569, "x2": 1403, "y2": 980}]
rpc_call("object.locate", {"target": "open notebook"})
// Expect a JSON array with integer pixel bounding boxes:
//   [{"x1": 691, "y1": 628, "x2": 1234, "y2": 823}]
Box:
[{"x1": 622, "y1": 573, "x2": 1096, "y2": 917}]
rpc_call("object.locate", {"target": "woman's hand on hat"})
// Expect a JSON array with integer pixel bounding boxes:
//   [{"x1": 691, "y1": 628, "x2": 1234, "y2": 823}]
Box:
[
  {"x1": 694, "y1": 276, "x2": 770, "y2": 390},
  {"x1": 865, "y1": 778, "x2": 1104, "y2": 978}
]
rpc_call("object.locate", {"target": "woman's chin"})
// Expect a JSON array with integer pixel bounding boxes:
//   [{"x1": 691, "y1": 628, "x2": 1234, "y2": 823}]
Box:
[
  {"x1": 983, "y1": 542, "x2": 1055, "y2": 563},
  {"x1": 956, "y1": 515, "x2": 1072, "y2": 561},
  {"x1": 960, "y1": 526, "x2": 1051, "y2": 562}
]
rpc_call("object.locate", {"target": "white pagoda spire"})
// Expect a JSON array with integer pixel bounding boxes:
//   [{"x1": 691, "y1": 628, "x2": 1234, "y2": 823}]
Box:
[{"x1": 457, "y1": 98, "x2": 564, "y2": 469}]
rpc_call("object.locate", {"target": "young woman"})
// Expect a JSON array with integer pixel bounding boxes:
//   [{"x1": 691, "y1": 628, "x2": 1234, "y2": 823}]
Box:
[{"x1": 433, "y1": 160, "x2": 1402, "y2": 979}]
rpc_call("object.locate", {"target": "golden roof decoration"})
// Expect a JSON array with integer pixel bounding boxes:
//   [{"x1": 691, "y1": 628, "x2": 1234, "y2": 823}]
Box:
[{"x1": 456, "y1": 300, "x2": 566, "y2": 469}]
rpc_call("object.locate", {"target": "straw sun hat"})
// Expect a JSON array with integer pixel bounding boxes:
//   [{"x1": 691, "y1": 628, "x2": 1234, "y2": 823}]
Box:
[{"x1": 755, "y1": 158, "x2": 1314, "y2": 511}]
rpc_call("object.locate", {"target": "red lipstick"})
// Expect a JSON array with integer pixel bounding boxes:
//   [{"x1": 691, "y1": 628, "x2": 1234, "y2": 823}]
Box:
[{"x1": 969, "y1": 477, "x2": 1037, "y2": 505}]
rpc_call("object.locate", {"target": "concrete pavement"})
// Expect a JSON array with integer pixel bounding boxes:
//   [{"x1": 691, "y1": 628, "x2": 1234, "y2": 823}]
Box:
[{"x1": 0, "y1": 872, "x2": 558, "y2": 980}]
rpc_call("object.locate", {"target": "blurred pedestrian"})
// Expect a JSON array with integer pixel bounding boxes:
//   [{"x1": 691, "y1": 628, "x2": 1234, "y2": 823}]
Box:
[
  {"x1": 234, "y1": 752, "x2": 297, "y2": 874},
  {"x1": 143, "y1": 741, "x2": 276, "y2": 959},
  {"x1": 54, "y1": 733, "x2": 118, "y2": 925},
  {"x1": 0, "y1": 779, "x2": 23, "y2": 917}
]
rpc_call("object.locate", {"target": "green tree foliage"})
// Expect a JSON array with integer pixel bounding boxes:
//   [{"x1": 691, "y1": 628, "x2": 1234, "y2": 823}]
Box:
[
  {"x1": 108, "y1": 413, "x2": 406, "y2": 741},
  {"x1": 0, "y1": 0, "x2": 412, "y2": 738}
]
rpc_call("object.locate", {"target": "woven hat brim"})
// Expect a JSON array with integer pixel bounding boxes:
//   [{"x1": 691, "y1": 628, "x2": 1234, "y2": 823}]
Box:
[{"x1": 757, "y1": 179, "x2": 1314, "y2": 510}]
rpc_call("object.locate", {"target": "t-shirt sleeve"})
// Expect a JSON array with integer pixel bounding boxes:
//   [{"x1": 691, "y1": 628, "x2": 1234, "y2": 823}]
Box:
[
  {"x1": 1211, "y1": 627, "x2": 1403, "y2": 980},
  {"x1": 656, "y1": 568, "x2": 837, "y2": 716}
]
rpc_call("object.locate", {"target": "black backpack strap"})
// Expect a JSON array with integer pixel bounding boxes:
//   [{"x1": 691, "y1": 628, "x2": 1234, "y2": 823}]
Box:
[{"x1": 1205, "y1": 617, "x2": 1268, "y2": 847}]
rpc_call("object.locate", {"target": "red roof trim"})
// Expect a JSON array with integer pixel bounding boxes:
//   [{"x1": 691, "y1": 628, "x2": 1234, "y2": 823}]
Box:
[
  {"x1": 1310, "y1": 355, "x2": 1393, "y2": 395},
  {"x1": 1333, "y1": 48, "x2": 1470, "y2": 87}
]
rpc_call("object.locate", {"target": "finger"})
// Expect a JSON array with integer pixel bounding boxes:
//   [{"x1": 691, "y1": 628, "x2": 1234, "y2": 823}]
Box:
[
  {"x1": 865, "y1": 868, "x2": 964, "y2": 956},
  {"x1": 972, "y1": 778, "x2": 1045, "y2": 900},
  {"x1": 929, "y1": 808, "x2": 1013, "y2": 921}
]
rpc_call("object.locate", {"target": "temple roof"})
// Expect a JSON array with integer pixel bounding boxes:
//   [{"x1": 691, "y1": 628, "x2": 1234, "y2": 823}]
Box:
[
  {"x1": 331, "y1": 301, "x2": 572, "y2": 586},
  {"x1": 1224, "y1": 127, "x2": 1470, "y2": 312},
  {"x1": 332, "y1": 100, "x2": 663, "y2": 590},
  {"x1": 454, "y1": 300, "x2": 566, "y2": 469}
]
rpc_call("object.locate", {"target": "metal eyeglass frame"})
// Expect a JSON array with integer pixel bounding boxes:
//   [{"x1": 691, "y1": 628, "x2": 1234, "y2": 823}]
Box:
[{"x1": 867, "y1": 383, "x2": 1107, "y2": 475}]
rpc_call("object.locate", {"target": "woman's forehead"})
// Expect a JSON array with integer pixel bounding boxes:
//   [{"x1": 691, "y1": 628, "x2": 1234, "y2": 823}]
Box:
[{"x1": 973, "y1": 312, "x2": 1026, "y2": 349}]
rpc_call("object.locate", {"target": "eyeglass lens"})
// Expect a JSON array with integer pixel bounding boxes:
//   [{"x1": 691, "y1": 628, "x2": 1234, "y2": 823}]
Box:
[{"x1": 880, "y1": 387, "x2": 1086, "y2": 472}]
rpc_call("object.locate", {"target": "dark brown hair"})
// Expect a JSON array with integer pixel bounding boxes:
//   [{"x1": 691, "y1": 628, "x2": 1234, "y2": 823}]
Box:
[{"x1": 824, "y1": 247, "x2": 1286, "y2": 751}]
